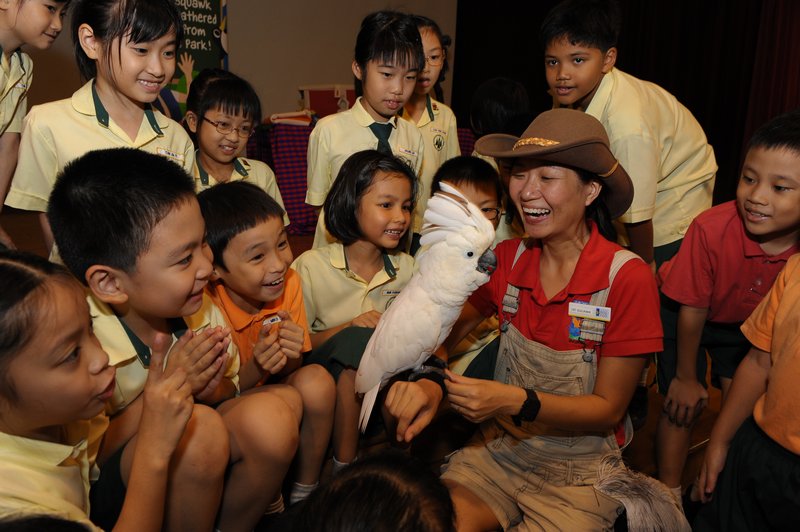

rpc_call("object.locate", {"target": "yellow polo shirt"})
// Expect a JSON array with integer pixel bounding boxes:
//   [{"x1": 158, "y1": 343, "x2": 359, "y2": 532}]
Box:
[
  {"x1": 399, "y1": 95, "x2": 460, "y2": 233},
  {"x1": 5, "y1": 80, "x2": 195, "y2": 212},
  {"x1": 0, "y1": 414, "x2": 107, "y2": 531},
  {"x1": 306, "y1": 97, "x2": 424, "y2": 248},
  {"x1": 0, "y1": 48, "x2": 32, "y2": 135},
  {"x1": 88, "y1": 292, "x2": 240, "y2": 416},
  {"x1": 193, "y1": 155, "x2": 290, "y2": 225},
  {"x1": 582, "y1": 67, "x2": 717, "y2": 247},
  {"x1": 290, "y1": 242, "x2": 415, "y2": 333}
]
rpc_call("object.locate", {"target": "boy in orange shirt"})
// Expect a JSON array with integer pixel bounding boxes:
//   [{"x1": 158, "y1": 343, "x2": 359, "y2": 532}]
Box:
[{"x1": 199, "y1": 181, "x2": 335, "y2": 505}]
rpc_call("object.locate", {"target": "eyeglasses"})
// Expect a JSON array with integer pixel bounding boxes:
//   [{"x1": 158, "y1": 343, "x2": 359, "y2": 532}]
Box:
[
  {"x1": 202, "y1": 116, "x2": 255, "y2": 138},
  {"x1": 425, "y1": 52, "x2": 445, "y2": 67},
  {"x1": 480, "y1": 207, "x2": 503, "y2": 221}
]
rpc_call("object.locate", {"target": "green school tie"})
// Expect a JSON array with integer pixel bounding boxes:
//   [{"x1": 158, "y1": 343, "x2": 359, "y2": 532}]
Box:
[{"x1": 368, "y1": 122, "x2": 394, "y2": 155}]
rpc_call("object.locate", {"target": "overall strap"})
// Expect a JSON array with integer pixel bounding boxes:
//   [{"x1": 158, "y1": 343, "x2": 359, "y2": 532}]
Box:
[
  {"x1": 580, "y1": 250, "x2": 641, "y2": 343},
  {"x1": 500, "y1": 241, "x2": 527, "y2": 322}
]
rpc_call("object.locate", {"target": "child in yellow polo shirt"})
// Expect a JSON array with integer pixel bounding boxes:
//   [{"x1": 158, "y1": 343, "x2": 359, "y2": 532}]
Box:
[
  {"x1": 198, "y1": 180, "x2": 335, "y2": 506},
  {"x1": 184, "y1": 68, "x2": 290, "y2": 225},
  {"x1": 4, "y1": 0, "x2": 194, "y2": 254},
  {"x1": 0, "y1": 0, "x2": 69, "y2": 248},
  {"x1": 0, "y1": 249, "x2": 192, "y2": 531},
  {"x1": 48, "y1": 148, "x2": 300, "y2": 531}
]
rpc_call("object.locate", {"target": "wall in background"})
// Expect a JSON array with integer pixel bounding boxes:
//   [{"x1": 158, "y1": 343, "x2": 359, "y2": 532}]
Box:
[{"x1": 24, "y1": 1, "x2": 457, "y2": 116}]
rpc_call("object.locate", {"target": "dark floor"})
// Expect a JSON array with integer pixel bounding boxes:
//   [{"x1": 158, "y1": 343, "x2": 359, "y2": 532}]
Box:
[{"x1": 1, "y1": 207, "x2": 721, "y2": 487}]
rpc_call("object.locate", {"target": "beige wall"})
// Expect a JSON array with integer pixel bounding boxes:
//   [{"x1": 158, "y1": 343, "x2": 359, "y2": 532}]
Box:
[{"x1": 25, "y1": 0, "x2": 457, "y2": 117}]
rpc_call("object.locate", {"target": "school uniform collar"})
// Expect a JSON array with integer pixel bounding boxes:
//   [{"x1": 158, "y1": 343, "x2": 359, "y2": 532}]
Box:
[
  {"x1": 398, "y1": 94, "x2": 436, "y2": 125},
  {"x1": 0, "y1": 45, "x2": 25, "y2": 74},
  {"x1": 740, "y1": 216, "x2": 800, "y2": 261},
  {"x1": 508, "y1": 222, "x2": 615, "y2": 303},
  {"x1": 87, "y1": 290, "x2": 190, "y2": 368},
  {"x1": 195, "y1": 152, "x2": 249, "y2": 186},
  {"x1": 207, "y1": 281, "x2": 280, "y2": 332},
  {"x1": 353, "y1": 97, "x2": 398, "y2": 129},
  {"x1": 0, "y1": 421, "x2": 89, "y2": 467},
  {"x1": 70, "y1": 81, "x2": 167, "y2": 136},
  {"x1": 584, "y1": 68, "x2": 616, "y2": 121},
  {"x1": 328, "y1": 241, "x2": 398, "y2": 279}
]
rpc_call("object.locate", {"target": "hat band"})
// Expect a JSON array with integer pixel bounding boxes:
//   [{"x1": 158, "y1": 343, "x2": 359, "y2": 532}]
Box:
[
  {"x1": 513, "y1": 137, "x2": 561, "y2": 150},
  {"x1": 597, "y1": 160, "x2": 619, "y2": 178}
]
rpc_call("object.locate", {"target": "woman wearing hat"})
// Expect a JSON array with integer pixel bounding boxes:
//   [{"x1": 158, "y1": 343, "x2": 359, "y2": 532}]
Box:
[{"x1": 387, "y1": 109, "x2": 685, "y2": 530}]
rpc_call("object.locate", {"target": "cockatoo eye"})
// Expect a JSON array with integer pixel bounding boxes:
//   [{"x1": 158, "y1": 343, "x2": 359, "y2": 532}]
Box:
[{"x1": 466, "y1": 251, "x2": 474, "y2": 257}]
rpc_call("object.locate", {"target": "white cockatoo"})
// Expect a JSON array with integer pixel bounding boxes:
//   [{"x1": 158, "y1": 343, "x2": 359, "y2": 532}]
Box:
[{"x1": 355, "y1": 181, "x2": 497, "y2": 432}]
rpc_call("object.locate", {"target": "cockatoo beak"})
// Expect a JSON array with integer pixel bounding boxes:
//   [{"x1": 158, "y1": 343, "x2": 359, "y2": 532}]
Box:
[{"x1": 476, "y1": 248, "x2": 497, "y2": 275}]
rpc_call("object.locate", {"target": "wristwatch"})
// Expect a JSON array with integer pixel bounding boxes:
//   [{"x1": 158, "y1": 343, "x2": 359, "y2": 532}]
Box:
[{"x1": 511, "y1": 388, "x2": 541, "y2": 426}]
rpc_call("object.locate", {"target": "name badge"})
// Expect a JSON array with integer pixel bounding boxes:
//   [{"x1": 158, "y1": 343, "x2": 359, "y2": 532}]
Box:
[
  {"x1": 263, "y1": 315, "x2": 282, "y2": 326},
  {"x1": 397, "y1": 147, "x2": 417, "y2": 157},
  {"x1": 157, "y1": 147, "x2": 185, "y2": 162},
  {"x1": 568, "y1": 301, "x2": 611, "y2": 322},
  {"x1": 382, "y1": 289, "x2": 401, "y2": 296}
]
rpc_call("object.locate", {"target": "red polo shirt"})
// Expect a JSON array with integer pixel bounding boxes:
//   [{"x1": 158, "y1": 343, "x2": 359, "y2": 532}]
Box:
[
  {"x1": 470, "y1": 223, "x2": 663, "y2": 357},
  {"x1": 659, "y1": 201, "x2": 799, "y2": 323}
]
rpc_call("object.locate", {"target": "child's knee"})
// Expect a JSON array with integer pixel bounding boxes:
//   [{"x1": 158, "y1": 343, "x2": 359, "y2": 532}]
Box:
[
  {"x1": 234, "y1": 393, "x2": 301, "y2": 459},
  {"x1": 293, "y1": 364, "x2": 336, "y2": 412},
  {"x1": 176, "y1": 404, "x2": 229, "y2": 479}
]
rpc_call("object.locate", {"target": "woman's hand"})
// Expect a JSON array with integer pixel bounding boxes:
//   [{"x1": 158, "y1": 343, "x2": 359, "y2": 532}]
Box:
[{"x1": 445, "y1": 370, "x2": 526, "y2": 423}]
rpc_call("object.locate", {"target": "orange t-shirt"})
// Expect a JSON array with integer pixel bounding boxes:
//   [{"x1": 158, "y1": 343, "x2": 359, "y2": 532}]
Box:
[
  {"x1": 741, "y1": 254, "x2": 800, "y2": 454},
  {"x1": 206, "y1": 268, "x2": 312, "y2": 367}
]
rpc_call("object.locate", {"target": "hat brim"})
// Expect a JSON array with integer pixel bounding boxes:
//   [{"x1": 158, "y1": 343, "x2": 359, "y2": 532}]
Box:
[{"x1": 475, "y1": 134, "x2": 633, "y2": 219}]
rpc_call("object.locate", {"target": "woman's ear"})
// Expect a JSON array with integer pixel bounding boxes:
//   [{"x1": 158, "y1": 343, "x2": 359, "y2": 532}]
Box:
[
  {"x1": 77, "y1": 23, "x2": 101, "y2": 60},
  {"x1": 584, "y1": 180, "x2": 602, "y2": 207},
  {"x1": 185, "y1": 111, "x2": 198, "y2": 133},
  {"x1": 85, "y1": 265, "x2": 128, "y2": 306},
  {"x1": 352, "y1": 61, "x2": 364, "y2": 81}
]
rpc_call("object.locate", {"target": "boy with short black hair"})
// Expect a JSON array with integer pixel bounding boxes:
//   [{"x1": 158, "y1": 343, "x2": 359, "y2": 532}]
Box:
[
  {"x1": 48, "y1": 148, "x2": 301, "y2": 531},
  {"x1": 198, "y1": 180, "x2": 335, "y2": 505},
  {"x1": 694, "y1": 114, "x2": 800, "y2": 527},
  {"x1": 657, "y1": 109, "x2": 800, "y2": 503},
  {"x1": 540, "y1": 0, "x2": 718, "y2": 430}
]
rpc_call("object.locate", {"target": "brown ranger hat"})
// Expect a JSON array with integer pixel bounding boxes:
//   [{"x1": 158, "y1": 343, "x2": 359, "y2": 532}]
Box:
[{"x1": 475, "y1": 108, "x2": 634, "y2": 219}]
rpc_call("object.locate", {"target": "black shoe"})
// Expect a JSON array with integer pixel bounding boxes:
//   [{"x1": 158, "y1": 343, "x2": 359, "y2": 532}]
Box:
[{"x1": 628, "y1": 385, "x2": 649, "y2": 431}]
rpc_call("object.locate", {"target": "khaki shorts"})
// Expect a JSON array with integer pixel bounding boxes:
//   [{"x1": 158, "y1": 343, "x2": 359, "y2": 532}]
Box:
[{"x1": 441, "y1": 429, "x2": 623, "y2": 531}]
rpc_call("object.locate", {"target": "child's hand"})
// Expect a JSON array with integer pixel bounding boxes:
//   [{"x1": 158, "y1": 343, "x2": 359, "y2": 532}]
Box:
[
  {"x1": 663, "y1": 376, "x2": 708, "y2": 427},
  {"x1": 253, "y1": 321, "x2": 288, "y2": 376},
  {"x1": 166, "y1": 327, "x2": 230, "y2": 398},
  {"x1": 350, "y1": 310, "x2": 382, "y2": 328},
  {"x1": 275, "y1": 310, "x2": 305, "y2": 360},
  {"x1": 138, "y1": 333, "x2": 194, "y2": 460},
  {"x1": 698, "y1": 440, "x2": 730, "y2": 503}
]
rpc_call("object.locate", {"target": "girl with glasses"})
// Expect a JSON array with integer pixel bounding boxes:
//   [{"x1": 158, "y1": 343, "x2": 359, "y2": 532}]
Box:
[{"x1": 184, "y1": 68, "x2": 290, "y2": 225}]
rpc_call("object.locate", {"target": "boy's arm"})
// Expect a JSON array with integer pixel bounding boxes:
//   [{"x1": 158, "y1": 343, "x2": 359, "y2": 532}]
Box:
[
  {"x1": 112, "y1": 336, "x2": 193, "y2": 532},
  {"x1": 698, "y1": 346, "x2": 770, "y2": 501},
  {"x1": 663, "y1": 305, "x2": 709, "y2": 427},
  {"x1": 624, "y1": 219, "x2": 655, "y2": 270},
  {"x1": 0, "y1": 132, "x2": 20, "y2": 248}
]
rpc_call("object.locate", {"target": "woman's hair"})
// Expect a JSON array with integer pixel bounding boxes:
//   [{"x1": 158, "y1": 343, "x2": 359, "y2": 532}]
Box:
[
  {"x1": 292, "y1": 450, "x2": 455, "y2": 532},
  {"x1": 324, "y1": 150, "x2": 418, "y2": 246},
  {"x1": 353, "y1": 11, "x2": 425, "y2": 96},
  {"x1": 577, "y1": 168, "x2": 617, "y2": 242},
  {"x1": 71, "y1": 0, "x2": 183, "y2": 81},
  {"x1": 186, "y1": 68, "x2": 262, "y2": 124},
  {"x1": 469, "y1": 77, "x2": 532, "y2": 138},
  {"x1": 0, "y1": 250, "x2": 77, "y2": 401},
  {"x1": 431, "y1": 156, "x2": 503, "y2": 205},
  {"x1": 413, "y1": 15, "x2": 451, "y2": 103}
]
